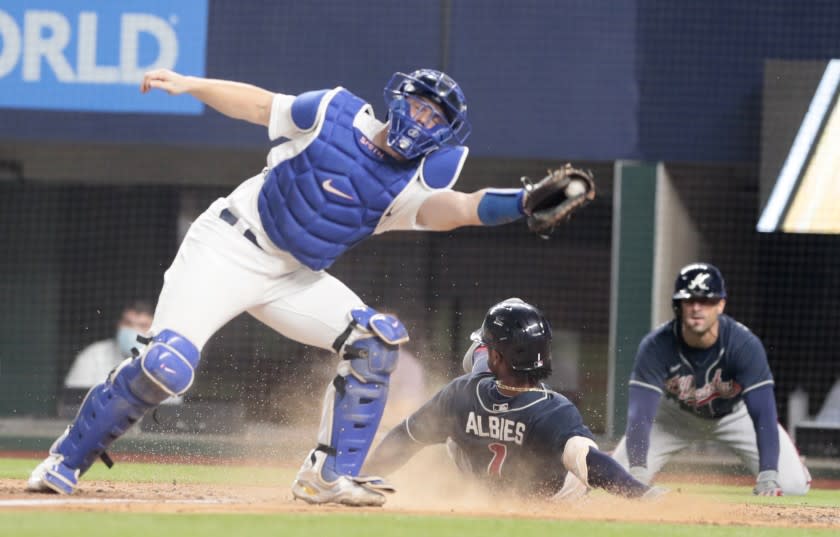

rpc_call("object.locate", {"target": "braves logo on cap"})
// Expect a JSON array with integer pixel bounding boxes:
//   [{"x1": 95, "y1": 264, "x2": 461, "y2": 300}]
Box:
[{"x1": 688, "y1": 272, "x2": 711, "y2": 292}]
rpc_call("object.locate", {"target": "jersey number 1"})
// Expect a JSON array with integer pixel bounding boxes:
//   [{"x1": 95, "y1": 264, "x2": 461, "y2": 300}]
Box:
[{"x1": 487, "y1": 443, "x2": 508, "y2": 477}]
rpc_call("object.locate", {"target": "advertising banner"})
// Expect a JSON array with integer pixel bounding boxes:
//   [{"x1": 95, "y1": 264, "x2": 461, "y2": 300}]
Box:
[{"x1": 0, "y1": 1, "x2": 207, "y2": 114}]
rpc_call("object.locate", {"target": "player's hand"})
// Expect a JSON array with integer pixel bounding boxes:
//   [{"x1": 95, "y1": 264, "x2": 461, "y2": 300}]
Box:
[
  {"x1": 140, "y1": 69, "x2": 191, "y2": 95},
  {"x1": 552, "y1": 471, "x2": 590, "y2": 502},
  {"x1": 753, "y1": 470, "x2": 783, "y2": 496}
]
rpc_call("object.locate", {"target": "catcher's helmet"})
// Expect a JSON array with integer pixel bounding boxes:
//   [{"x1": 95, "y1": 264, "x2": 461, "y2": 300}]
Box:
[
  {"x1": 471, "y1": 298, "x2": 552, "y2": 373},
  {"x1": 383, "y1": 69, "x2": 471, "y2": 160},
  {"x1": 672, "y1": 262, "x2": 727, "y2": 316}
]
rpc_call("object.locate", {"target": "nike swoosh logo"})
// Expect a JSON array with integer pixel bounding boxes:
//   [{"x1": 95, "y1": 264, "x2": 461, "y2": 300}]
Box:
[
  {"x1": 322, "y1": 179, "x2": 354, "y2": 201},
  {"x1": 669, "y1": 364, "x2": 682, "y2": 373}
]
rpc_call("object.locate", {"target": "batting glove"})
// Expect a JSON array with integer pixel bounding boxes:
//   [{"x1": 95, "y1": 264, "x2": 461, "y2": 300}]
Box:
[{"x1": 753, "y1": 470, "x2": 783, "y2": 496}]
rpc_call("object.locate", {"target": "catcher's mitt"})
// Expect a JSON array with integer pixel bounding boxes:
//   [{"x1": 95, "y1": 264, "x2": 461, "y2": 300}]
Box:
[{"x1": 521, "y1": 163, "x2": 596, "y2": 238}]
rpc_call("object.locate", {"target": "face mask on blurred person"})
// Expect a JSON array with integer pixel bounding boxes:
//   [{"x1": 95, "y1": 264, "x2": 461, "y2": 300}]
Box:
[{"x1": 116, "y1": 327, "x2": 143, "y2": 358}]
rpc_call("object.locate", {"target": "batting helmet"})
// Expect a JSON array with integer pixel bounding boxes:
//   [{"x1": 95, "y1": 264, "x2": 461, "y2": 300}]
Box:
[
  {"x1": 471, "y1": 298, "x2": 552, "y2": 373},
  {"x1": 671, "y1": 262, "x2": 727, "y2": 316},
  {"x1": 383, "y1": 69, "x2": 471, "y2": 160}
]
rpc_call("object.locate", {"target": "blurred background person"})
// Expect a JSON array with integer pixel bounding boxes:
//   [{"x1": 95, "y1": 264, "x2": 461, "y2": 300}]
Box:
[{"x1": 60, "y1": 301, "x2": 154, "y2": 416}]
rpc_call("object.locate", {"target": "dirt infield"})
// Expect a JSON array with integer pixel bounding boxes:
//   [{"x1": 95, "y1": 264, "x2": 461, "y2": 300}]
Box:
[
  {"x1": 2, "y1": 472, "x2": 838, "y2": 528},
  {"x1": 4, "y1": 445, "x2": 838, "y2": 528}
]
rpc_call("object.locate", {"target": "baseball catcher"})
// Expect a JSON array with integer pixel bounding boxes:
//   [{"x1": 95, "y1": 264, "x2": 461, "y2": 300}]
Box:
[
  {"x1": 27, "y1": 67, "x2": 597, "y2": 507},
  {"x1": 365, "y1": 298, "x2": 665, "y2": 501}
]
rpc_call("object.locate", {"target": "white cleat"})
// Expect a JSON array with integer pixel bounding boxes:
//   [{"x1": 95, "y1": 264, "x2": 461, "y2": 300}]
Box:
[
  {"x1": 26, "y1": 453, "x2": 79, "y2": 495},
  {"x1": 291, "y1": 449, "x2": 394, "y2": 507},
  {"x1": 26, "y1": 455, "x2": 56, "y2": 492}
]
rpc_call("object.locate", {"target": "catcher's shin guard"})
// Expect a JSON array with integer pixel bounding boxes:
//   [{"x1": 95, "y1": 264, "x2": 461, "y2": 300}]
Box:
[
  {"x1": 315, "y1": 307, "x2": 408, "y2": 480},
  {"x1": 43, "y1": 330, "x2": 198, "y2": 491}
]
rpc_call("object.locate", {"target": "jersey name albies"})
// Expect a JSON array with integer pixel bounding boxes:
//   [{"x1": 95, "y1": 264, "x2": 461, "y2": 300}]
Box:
[{"x1": 464, "y1": 411, "x2": 526, "y2": 445}]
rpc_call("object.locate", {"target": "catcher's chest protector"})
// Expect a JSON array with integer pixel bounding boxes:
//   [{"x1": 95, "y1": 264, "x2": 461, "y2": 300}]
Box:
[{"x1": 258, "y1": 90, "x2": 418, "y2": 270}]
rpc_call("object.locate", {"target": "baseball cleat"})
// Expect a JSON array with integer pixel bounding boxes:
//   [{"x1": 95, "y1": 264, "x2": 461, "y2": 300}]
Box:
[
  {"x1": 26, "y1": 454, "x2": 79, "y2": 495},
  {"x1": 291, "y1": 449, "x2": 394, "y2": 507}
]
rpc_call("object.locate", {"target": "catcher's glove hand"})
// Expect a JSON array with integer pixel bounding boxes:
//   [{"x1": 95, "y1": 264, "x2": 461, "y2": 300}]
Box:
[
  {"x1": 753, "y1": 470, "x2": 783, "y2": 496},
  {"x1": 521, "y1": 163, "x2": 595, "y2": 238}
]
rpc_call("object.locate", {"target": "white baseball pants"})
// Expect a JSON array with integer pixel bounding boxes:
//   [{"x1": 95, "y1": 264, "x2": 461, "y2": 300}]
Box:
[{"x1": 150, "y1": 198, "x2": 364, "y2": 352}]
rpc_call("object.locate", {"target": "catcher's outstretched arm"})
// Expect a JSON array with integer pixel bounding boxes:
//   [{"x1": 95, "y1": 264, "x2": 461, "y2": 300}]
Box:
[
  {"x1": 416, "y1": 188, "x2": 527, "y2": 231},
  {"x1": 141, "y1": 69, "x2": 275, "y2": 126},
  {"x1": 416, "y1": 164, "x2": 595, "y2": 235}
]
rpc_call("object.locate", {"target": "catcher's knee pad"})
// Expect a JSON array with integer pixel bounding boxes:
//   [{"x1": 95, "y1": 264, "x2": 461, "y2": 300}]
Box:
[
  {"x1": 130, "y1": 329, "x2": 200, "y2": 400},
  {"x1": 53, "y1": 329, "x2": 199, "y2": 474},
  {"x1": 318, "y1": 307, "x2": 409, "y2": 479}
]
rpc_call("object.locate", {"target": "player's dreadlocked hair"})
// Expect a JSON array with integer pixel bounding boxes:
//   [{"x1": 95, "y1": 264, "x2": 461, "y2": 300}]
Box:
[{"x1": 509, "y1": 364, "x2": 553, "y2": 384}]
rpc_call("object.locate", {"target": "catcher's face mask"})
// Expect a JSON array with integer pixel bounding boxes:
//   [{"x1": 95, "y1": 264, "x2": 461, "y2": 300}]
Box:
[{"x1": 383, "y1": 69, "x2": 471, "y2": 159}]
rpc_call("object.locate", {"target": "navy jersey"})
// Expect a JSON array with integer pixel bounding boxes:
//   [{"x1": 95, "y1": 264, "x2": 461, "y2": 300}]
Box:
[
  {"x1": 629, "y1": 314, "x2": 773, "y2": 419},
  {"x1": 405, "y1": 372, "x2": 593, "y2": 496}
]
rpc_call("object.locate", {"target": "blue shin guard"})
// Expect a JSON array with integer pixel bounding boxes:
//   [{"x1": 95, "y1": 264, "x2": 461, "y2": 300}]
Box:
[
  {"x1": 318, "y1": 308, "x2": 408, "y2": 480},
  {"x1": 50, "y1": 330, "x2": 199, "y2": 476}
]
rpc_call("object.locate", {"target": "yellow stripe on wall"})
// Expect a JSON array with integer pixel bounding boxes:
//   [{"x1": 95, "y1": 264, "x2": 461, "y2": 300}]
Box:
[{"x1": 782, "y1": 99, "x2": 840, "y2": 234}]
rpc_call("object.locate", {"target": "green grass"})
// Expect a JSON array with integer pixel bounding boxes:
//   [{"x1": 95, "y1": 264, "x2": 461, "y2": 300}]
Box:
[
  {"x1": 1, "y1": 513, "x2": 837, "y2": 537},
  {"x1": 1, "y1": 457, "x2": 837, "y2": 537},
  {"x1": 663, "y1": 482, "x2": 840, "y2": 507},
  {"x1": 0, "y1": 457, "x2": 295, "y2": 487}
]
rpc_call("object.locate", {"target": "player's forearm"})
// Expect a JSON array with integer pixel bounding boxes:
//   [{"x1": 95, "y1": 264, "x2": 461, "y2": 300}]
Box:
[
  {"x1": 363, "y1": 421, "x2": 425, "y2": 476},
  {"x1": 586, "y1": 448, "x2": 650, "y2": 498},
  {"x1": 625, "y1": 385, "x2": 660, "y2": 467},
  {"x1": 185, "y1": 77, "x2": 274, "y2": 126},
  {"x1": 416, "y1": 190, "x2": 482, "y2": 230},
  {"x1": 416, "y1": 189, "x2": 524, "y2": 231},
  {"x1": 744, "y1": 386, "x2": 780, "y2": 472}
]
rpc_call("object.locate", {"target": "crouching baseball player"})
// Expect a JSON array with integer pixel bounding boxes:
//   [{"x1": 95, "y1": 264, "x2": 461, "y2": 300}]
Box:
[
  {"x1": 27, "y1": 69, "x2": 594, "y2": 506},
  {"x1": 365, "y1": 299, "x2": 666, "y2": 501},
  {"x1": 612, "y1": 263, "x2": 811, "y2": 496}
]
